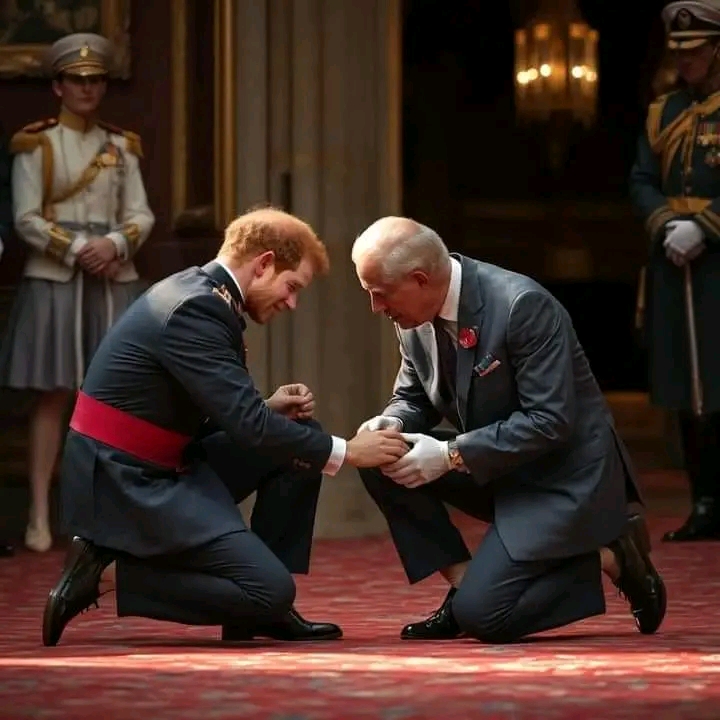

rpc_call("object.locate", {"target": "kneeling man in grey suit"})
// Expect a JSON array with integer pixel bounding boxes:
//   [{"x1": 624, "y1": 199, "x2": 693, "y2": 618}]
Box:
[{"x1": 353, "y1": 216, "x2": 667, "y2": 643}]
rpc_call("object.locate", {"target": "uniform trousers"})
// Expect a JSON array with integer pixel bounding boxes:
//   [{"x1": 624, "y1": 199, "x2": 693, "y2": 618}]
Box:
[{"x1": 114, "y1": 422, "x2": 323, "y2": 627}]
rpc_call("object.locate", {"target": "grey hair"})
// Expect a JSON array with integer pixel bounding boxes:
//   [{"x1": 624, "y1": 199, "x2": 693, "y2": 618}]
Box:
[{"x1": 353, "y1": 221, "x2": 450, "y2": 284}]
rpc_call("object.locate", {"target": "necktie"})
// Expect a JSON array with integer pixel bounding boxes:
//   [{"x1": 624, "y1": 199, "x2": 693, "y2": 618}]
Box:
[{"x1": 434, "y1": 317, "x2": 457, "y2": 401}]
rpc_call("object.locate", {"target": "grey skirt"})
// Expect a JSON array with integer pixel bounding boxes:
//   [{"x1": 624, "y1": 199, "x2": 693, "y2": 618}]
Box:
[{"x1": 0, "y1": 273, "x2": 146, "y2": 392}]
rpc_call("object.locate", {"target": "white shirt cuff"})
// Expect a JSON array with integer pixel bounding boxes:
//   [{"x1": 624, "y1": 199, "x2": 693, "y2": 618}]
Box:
[
  {"x1": 106, "y1": 231, "x2": 129, "y2": 261},
  {"x1": 64, "y1": 232, "x2": 88, "y2": 268},
  {"x1": 322, "y1": 436, "x2": 347, "y2": 476}
]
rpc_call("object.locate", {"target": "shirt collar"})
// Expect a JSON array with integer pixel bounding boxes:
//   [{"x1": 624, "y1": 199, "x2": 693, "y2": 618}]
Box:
[
  {"x1": 214, "y1": 259, "x2": 245, "y2": 304},
  {"x1": 437, "y1": 257, "x2": 461, "y2": 323}
]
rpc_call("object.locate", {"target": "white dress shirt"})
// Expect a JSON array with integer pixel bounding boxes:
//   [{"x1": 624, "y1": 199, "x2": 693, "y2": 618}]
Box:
[
  {"x1": 215, "y1": 259, "x2": 346, "y2": 475},
  {"x1": 436, "y1": 256, "x2": 462, "y2": 344}
]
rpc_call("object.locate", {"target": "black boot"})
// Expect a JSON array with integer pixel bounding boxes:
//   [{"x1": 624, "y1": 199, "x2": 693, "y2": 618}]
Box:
[
  {"x1": 222, "y1": 606, "x2": 342, "y2": 641},
  {"x1": 400, "y1": 587, "x2": 463, "y2": 640},
  {"x1": 664, "y1": 413, "x2": 720, "y2": 542},
  {"x1": 663, "y1": 496, "x2": 720, "y2": 541}
]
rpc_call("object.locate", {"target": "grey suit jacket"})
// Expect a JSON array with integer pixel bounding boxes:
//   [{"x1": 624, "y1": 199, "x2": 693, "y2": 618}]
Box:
[{"x1": 383, "y1": 255, "x2": 640, "y2": 562}]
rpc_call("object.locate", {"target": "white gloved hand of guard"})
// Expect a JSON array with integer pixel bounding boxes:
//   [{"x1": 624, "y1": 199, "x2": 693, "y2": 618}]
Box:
[{"x1": 664, "y1": 220, "x2": 705, "y2": 266}]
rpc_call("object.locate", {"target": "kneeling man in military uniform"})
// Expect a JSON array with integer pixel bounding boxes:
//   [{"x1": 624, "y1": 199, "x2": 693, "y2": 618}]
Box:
[{"x1": 42, "y1": 207, "x2": 407, "y2": 646}]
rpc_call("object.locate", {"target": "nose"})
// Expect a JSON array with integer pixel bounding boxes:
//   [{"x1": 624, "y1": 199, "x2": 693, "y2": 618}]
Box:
[
  {"x1": 285, "y1": 293, "x2": 297, "y2": 310},
  {"x1": 370, "y1": 295, "x2": 385, "y2": 314}
]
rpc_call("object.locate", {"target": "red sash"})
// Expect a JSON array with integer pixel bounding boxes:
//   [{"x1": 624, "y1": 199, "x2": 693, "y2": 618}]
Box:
[{"x1": 69, "y1": 391, "x2": 191, "y2": 469}]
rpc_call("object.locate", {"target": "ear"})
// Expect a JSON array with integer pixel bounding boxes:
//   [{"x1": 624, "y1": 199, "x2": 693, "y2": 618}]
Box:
[
  {"x1": 410, "y1": 269, "x2": 430, "y2": 287},
  {"x1": 254, "y1": 250, "x2": 276, "y2": 277},
  {"x1": 51, "y1": 79, "x2": 62, "y2": 99}
]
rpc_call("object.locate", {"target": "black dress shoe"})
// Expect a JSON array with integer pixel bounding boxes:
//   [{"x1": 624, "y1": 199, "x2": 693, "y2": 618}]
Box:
[
  {"x1": 222, "y1": 606, "x2": 343, "y2": 641},
  {"x1": 609, "y1": 515, "x2": 667, "y2": 635},
  {"x1": 401, "y1": 587, "x2": 463, "y2": 640},
  {"x1": 662, "y1": 498, "x2": 720, "y2": 542},
  {"x1": 42, "y1": 536, "x2": 114, "y2": 647}
]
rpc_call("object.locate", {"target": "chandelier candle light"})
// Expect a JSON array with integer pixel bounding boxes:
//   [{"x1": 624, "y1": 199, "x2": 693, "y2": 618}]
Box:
[{"x1": 514, "y1": 0, "x2": 599, "y2": 129}]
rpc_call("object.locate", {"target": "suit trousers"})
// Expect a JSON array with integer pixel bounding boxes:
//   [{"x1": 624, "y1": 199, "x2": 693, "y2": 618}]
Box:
[
  {"x1": 115, "y1": 421, "x2": 324, "y2": 627},
  {"x1": 359, "y1": 463, "x2": 605, "y2": 643}
]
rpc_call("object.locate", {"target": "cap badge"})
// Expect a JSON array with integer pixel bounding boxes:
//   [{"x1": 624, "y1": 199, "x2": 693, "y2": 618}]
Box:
[{"x1": 678, "y1": 8, "x2": 692, "y2": 29}]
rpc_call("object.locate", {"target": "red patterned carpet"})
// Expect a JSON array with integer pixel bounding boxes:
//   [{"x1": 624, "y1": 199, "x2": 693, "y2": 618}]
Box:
[{"x1": 0, "y1": 473, "x2": 718, "y2": 719}]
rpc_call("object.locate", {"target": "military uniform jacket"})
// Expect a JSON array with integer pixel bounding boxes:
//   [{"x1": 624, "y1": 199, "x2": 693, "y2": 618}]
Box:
[
  {"x1": 60, "y1": 262, "x2": 334, "y2": 557},
  {"x1": 10, "y1": 108, "x2": 155, "y2": 283},
  {"x1": 629, "y1": 87, "x2": 720, "y2": 412}
]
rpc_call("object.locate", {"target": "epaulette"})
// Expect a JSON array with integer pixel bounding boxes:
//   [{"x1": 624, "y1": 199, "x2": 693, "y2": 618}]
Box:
[
  {"x1": 9, "y1": 118, "x2": 57, "y2": 155},
  {"x1": 21, "y1": 118, "x2": 58, "y2": 134},
  {"x1": 98, "y1": 121, "x2": 144, "y2": 158},
  {"x1": 9, "y1": 118, "x2": 57, "y2": 154}
]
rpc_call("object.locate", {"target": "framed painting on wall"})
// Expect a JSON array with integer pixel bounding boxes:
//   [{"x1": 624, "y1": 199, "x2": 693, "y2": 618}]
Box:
[{"x1": 0, "y1": 0, "x2": 130, "y2": 78}]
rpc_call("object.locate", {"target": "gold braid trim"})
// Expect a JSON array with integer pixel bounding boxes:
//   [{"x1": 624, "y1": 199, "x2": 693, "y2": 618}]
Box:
[
  {"x1": 97, "y1": 121, "x2": 143, "y2": 158},
  {"x1": 645, "y1": 205, "x2": 677, "y2": 238},
  {"x1": 9, "y1": 130, "x2": 56, "y2": 221},
  {"x1": 122, "y1": 222, "x2": 141, "y2": 254},
  {"x1": 9, "y1": 131, "x2": 41, "y2": 155},
  {"x1": 648, "y1": 90, "x2": 720, "y2": 183},
  {"x1": 697, "y1": 206, "x2": 720, "y2": 237},
  {"x1": 46, "y1": 224, "x2": 74, "y2": 262},
  {"x1": 123, "y1": 131, "x2": 143, "y2": 158},
  {"x1": 50, "y1": 142, "x2": 123, "y2": 206}
]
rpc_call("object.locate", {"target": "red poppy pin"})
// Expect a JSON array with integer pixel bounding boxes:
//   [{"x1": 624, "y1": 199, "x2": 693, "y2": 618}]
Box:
[{"x1": 458, "y1": 327, "x2": 478, "y2": 349}]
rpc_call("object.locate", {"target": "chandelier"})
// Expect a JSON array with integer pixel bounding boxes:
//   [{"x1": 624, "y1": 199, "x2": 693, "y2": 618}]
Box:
[{"x1": 514, "y1": 0, "x2": 599, "y2": 128}]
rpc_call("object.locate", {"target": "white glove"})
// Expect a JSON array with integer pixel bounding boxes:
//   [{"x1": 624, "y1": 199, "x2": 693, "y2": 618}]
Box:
[
  {"x1": 357, "y1": 415, "x2": 403, "y2": 433},
  {"x1": 664, "y1": 220, "x2": 705, "y2": 266},
  {"x1": 381, "y1": 432, "x2": 451, "y2": 488}
]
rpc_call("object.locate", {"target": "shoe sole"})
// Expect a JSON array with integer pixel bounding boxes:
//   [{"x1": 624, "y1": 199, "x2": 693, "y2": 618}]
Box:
[
  {"x1": 224, "y1": 629, "x2": 344, "y2": 642},
  {"x1": 637, "y1": 570, "x2": 667, "y2": 635},
  {"x1": 42, "y1": 587, "x2": 65, "y2": 647},
  {"x1": 400, "y1": 634, "x2": 464, "y2": 640},
  {"x1": 626, "y1": 515, "x2": 667, "y2": 635}
]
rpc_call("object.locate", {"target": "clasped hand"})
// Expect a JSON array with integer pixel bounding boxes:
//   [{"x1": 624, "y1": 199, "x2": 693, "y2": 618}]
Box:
[
  {"x1": 267, "y1": 383, "x2": 315, "y2": 420},
  {"x1": 381, "y1": 432, "x2": 451, "y2": 488},
  {"x1": 77, "y1": 236, "x2": 119, "y2": 277},
  {"x1": 664, "y1": 220, "x2": 705, "y2": 267}
]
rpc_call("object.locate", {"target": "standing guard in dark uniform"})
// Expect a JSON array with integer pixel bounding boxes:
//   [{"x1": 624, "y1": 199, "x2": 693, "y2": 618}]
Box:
[
  {"x1": 630, "y1": 0, "x2": 720, "y2": 541},
  {"x1": 42, "y1": 207, "x2": 408, "y2": 646}
]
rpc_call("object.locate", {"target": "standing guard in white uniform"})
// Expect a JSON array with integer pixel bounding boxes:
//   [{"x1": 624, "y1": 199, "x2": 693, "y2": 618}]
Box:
[{"x1": 0, "y1": 33, "x2": 155, "y2": 553}]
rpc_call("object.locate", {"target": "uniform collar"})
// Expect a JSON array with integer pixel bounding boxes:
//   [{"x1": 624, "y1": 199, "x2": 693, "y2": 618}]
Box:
[
  {"x1": 202, "y1": 260, "x2": 245, "y2": 318},
  {"x1": 58, "y1": 106, "x2": 97, "y2": 133}
]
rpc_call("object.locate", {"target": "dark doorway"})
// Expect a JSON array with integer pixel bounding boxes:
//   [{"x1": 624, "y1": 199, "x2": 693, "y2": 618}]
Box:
[{"x1": 401, "y1": 0, "x2": 666, "y2": 391}]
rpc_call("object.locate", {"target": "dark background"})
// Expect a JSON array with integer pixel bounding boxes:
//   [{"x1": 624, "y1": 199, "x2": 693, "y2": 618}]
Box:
[{"x1": 402, "y1": 0, "x2": 668, "y2": 391}]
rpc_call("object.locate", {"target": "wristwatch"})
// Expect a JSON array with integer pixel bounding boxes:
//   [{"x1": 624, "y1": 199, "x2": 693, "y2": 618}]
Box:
[{"x1": 447, "y1": 439, "x2": 468, "y2": 472}]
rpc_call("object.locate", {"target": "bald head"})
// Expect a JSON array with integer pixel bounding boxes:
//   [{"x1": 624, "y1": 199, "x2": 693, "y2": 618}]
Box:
[{"x1": 352, "y1": 216, "x2": 450, "y2": 284}]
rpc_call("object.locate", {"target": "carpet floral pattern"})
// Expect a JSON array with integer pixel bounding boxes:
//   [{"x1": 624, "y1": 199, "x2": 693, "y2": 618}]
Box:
[{"x1": 0, "y1": 495, "x2": 718, "y2": 718}]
